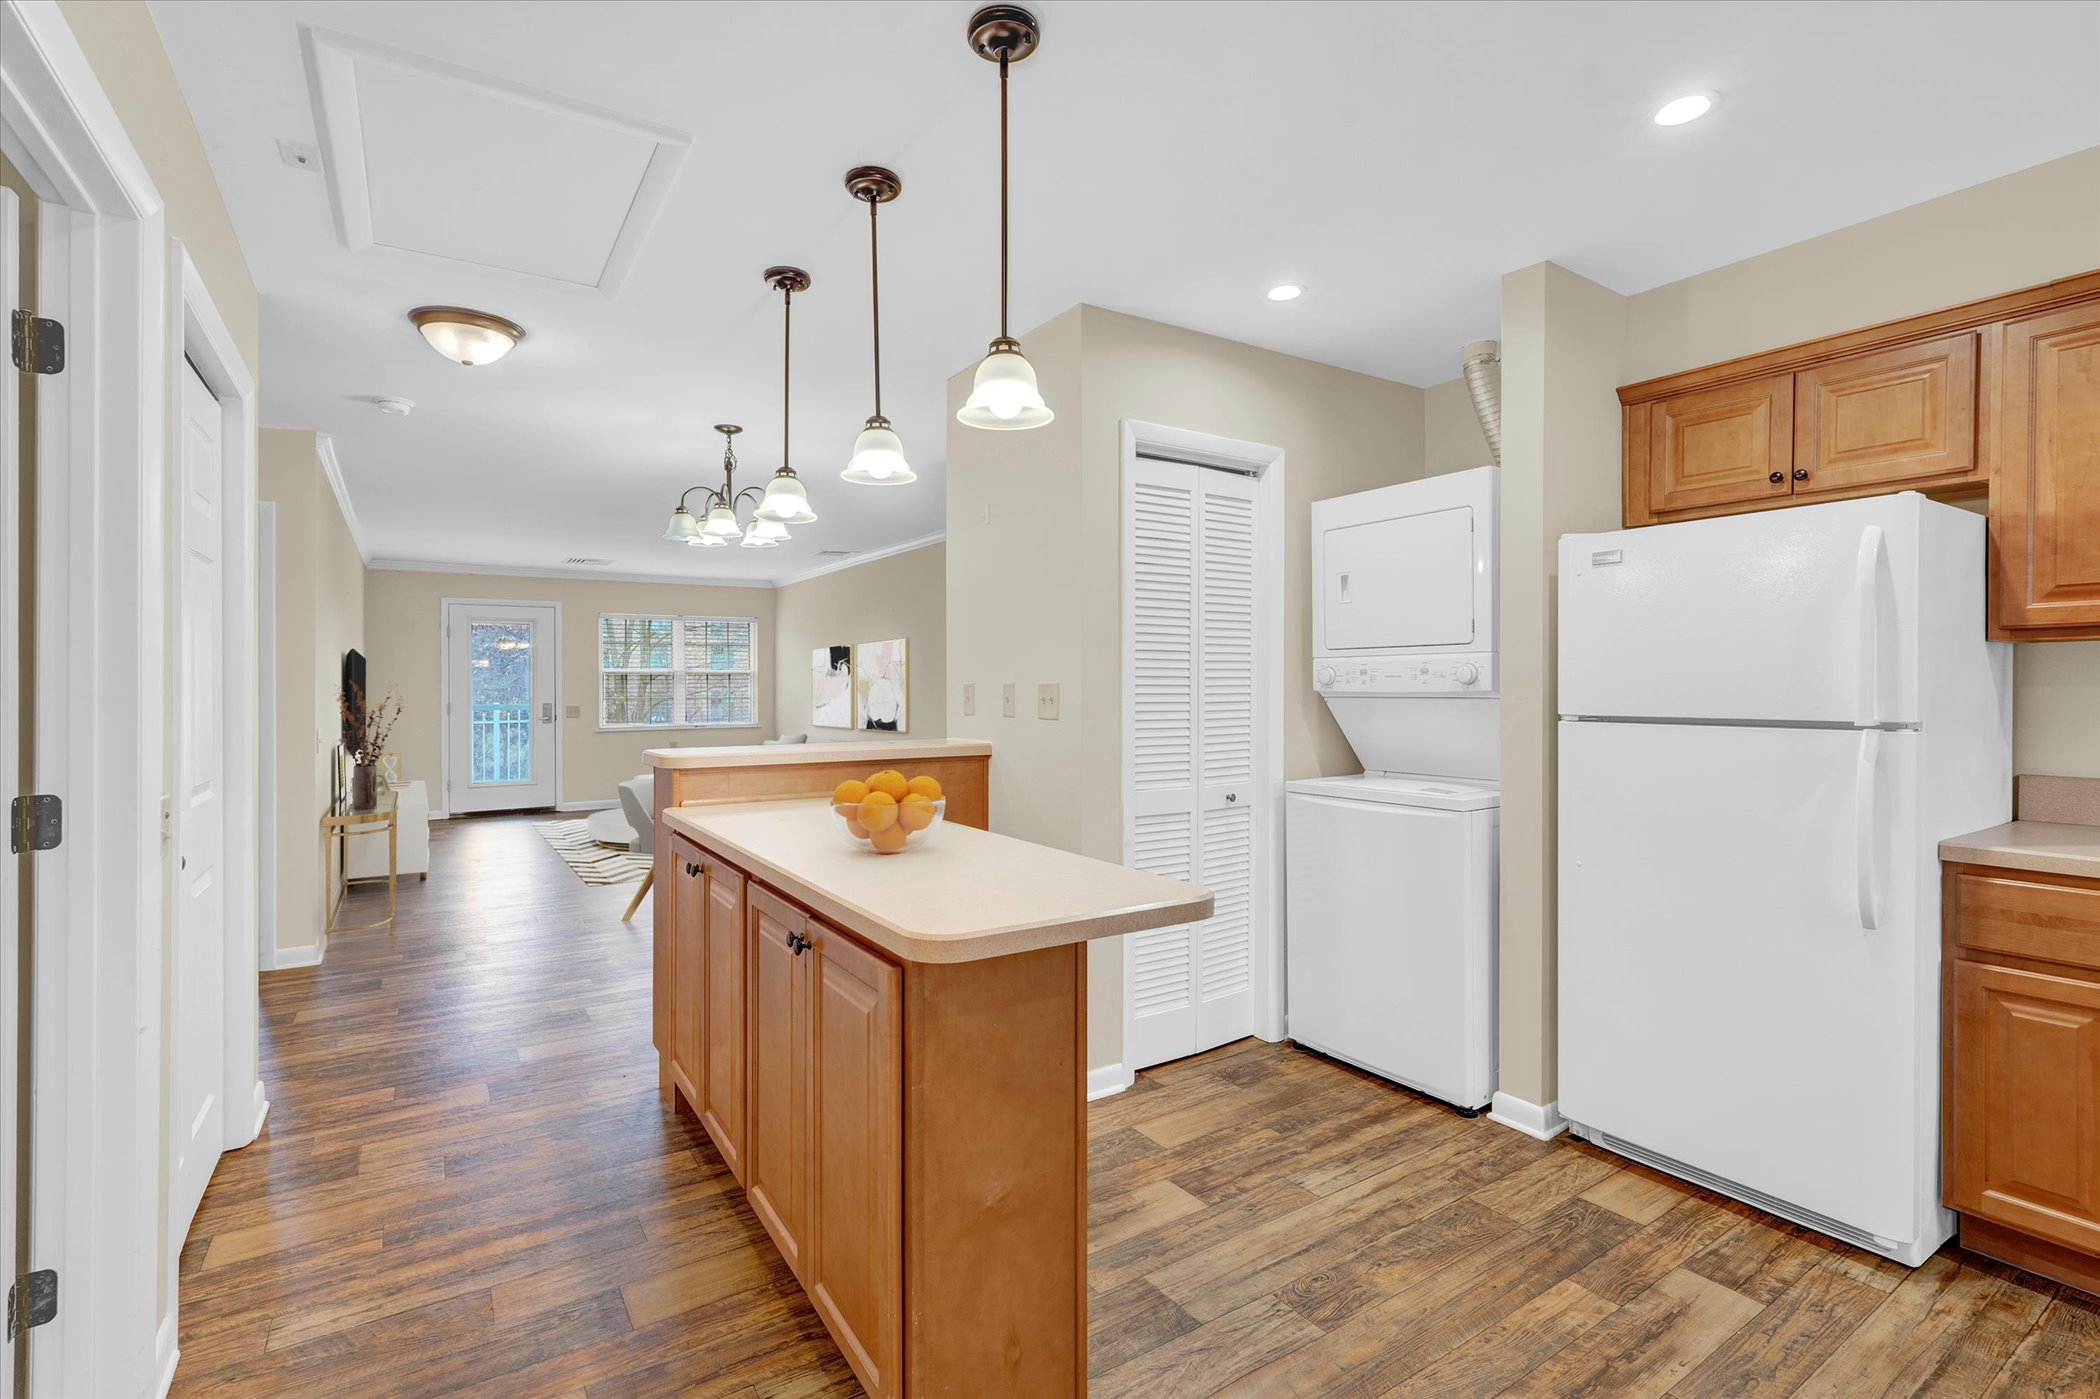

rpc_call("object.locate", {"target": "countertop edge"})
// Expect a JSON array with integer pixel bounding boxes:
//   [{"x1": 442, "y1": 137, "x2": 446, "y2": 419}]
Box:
[
  {"x1": 646, "y1": 739, "x2": 993, "y2": 770},
  {"x1": 662, "y1": 807, "x2": 1212, "y2": 964},
  {"x1": 1939, "y1": 820, "x2": 2100, "y2": 882}
]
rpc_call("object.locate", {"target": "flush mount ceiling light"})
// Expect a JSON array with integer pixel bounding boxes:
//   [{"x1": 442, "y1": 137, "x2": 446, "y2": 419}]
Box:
[
  {"x1": 842, "y1": 166, "x2": 916, "y2": 486},
  {"x1": 1268, "y1": 284, "x2": 1304, "y2": 302},
  {"x1": 956, "y1": 5, "x2": 1053, "y2": 432},
  {"x1": 1652, "y1": 92, "x2": 1716, "y2": 127},
  {"x1": 407, "y1": 306, "x2": 524, "y2": 365}
]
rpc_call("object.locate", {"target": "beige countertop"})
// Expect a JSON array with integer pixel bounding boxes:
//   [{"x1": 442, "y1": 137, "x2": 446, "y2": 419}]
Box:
[
  {"x1": 1939, "y1": 822, "x2": 2100, "y2": 880},
  {"x1": 645, "y1": 739, "x2": 991, "y2": 771},
  {"x1": 662, "y1": 799, "x2": 1212, "y2": 964}
]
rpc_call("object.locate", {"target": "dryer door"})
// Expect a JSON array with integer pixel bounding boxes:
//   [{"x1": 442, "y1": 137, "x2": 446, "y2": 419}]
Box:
[{"x1": 1321, "y1": 504, "x2": 1477, "y2": 651}]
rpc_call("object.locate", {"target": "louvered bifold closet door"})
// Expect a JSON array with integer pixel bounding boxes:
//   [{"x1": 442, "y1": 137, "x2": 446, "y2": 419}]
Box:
[{"x1": 1124, "y1": 458, "x2": 1261, "y2": 1070}]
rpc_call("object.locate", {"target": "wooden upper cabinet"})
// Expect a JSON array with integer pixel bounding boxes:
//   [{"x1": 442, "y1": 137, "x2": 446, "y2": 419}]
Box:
[
  {"x1": 1991, "y1": 299, "x2": 2100, "y2": 637},
  {"x1": 698, "y1": 855, "x2": 747, "y2": 1184},
  {"x1": 745, "y1": 885, "x2": 811, "y2": 1279},
  {"x1": 805, "y1": 924, "x2": 903, "y2": 1399},
  {"x1": 1795, "y1": 332, "x2": 1979, "y2": 496},
  {"x1": 1639, "y1": 373, "x2": 1794, "y2": 518}
]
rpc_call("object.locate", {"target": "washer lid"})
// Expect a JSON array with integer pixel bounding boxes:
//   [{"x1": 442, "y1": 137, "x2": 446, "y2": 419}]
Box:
[{"x1": 1284, "y1": 773, "x2": 1502, "y2": 811}]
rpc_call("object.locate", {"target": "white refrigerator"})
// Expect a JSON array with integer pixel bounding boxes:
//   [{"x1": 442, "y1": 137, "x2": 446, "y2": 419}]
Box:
[{"x1": 1557, "y1": 492, "x2": 2010, "y2": 1266}]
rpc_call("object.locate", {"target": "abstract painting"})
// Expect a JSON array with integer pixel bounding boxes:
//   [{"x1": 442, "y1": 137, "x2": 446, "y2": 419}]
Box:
[
  {"x1": 855, "y1": 638, "x2": 908, "y2": 733},
  {"x1": 812, "y1": 645, "x2": 854, "y2": 728}
]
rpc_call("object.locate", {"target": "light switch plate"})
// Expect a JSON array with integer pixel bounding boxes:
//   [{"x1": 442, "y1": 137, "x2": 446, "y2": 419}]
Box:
[
  {"x1": 565, "y1": 704, "x2": 581, "y2": 719},
  {"x1": 1001, "y1": 682, "x2": 1016, "y2": 718},
  {"x1": 962, "y1": 682, "x2": 976, "y2": 717},
  {"x1": 1036, "y1": 683, "x2": 1060, "y2": 720}
]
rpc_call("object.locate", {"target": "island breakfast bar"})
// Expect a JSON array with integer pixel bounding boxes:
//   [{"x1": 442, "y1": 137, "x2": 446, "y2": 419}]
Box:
[{"x1": 651, "y1": 795, "x2": 1210, "y2": 1399}]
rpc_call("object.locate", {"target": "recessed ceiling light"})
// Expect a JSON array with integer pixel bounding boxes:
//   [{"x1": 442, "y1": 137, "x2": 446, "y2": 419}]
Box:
[
  {"x1": 408, "y1": 306, "x2": 525, "y2": 366},
  {"x1": 373, "y1": 397, "x2": 415, "y2": 417},
  {"x1": 1268, "y1": 284, "x2": 1304, "y2": 302},
  {"x1": 1652, "y1": 93, "x2": 1715, "y2": 127}
]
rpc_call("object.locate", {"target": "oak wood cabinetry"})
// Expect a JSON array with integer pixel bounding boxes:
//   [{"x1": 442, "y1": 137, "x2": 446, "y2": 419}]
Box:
[
  {"x1": 1944, "y1": 862, "x2": 2100, "y2": 1296},
  {"x1": 666, "y1": 843, "x2": 705, "y2": 1111},
  {"x1": 1619, "y1": 271, "x2": 2100, "y2": 641},
  {"x1": 745, "y1": 883, "x2": 813, "y2": 1279},
  {"x1": 698, "y1": 851, "x2": 746, "y2": 1181}
]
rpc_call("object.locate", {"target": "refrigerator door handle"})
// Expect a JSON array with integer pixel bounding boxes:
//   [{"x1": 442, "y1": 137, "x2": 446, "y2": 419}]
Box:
[
  {"x1": 1853, "y1": 525, "x2": 1888, "y2": 727},
  {"x1": 1854, "y1": 729, "x2": 1884, "y2": 930}
]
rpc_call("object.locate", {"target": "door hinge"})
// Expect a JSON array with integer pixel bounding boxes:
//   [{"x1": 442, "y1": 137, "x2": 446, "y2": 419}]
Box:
[
  {"x1": 10, "y1": 793, "x2": 61, "y2": 853},
  {"x1": 10, "y1": 308, "x2": 64, "y2": 375},
  {"x1": 6, "y1": 1269, "x2": 57, "y2": 1341}
]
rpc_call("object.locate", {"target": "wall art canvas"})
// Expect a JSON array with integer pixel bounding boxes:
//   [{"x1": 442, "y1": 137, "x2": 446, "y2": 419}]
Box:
[
  {"x1": 811, "y1": 645, "x2": 854, "y2": 728},
  {"x1": 854, "y1": 638, "x2": 908, "y2": 734}
]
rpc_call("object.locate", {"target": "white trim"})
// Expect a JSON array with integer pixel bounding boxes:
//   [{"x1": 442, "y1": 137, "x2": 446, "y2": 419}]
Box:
[
  {"x1": 1119, "y1": 420, "x2": 1289, "y2": 1074},
  {"x1": 151, "y1": 1315, "x2": 178, "y2": 1399},
  {"x1": 768, "y1": 531, "x2": 947, "y2": 587},
  {"x1": 368, "y1": 555, "x2": 782, "y2": 589},
  {"x1": 1085, "y1": 1064, "x2": 1134, "y2": 1102},
  {"x1": 438, "y1": 596, "x2": 565, "y2": 812},
  {"x1": 556, "y1": 798, "x2": 619, "y2": 813},
  {"x1": 1488, "y1": 1091, "x2": 1569, "y2": 1141},
  {"x1": 314, "y1": 431, "x2": 368, "y2": 563},
  {"x1": 3, "y1": 4, "x2": 169, "y2": 1395},
  {"x1": 262, "y1": 943, "x2": 325, "y2": 972},
  {"x1": 257, "y1": 502, "x2": 279, "y2": 969}
]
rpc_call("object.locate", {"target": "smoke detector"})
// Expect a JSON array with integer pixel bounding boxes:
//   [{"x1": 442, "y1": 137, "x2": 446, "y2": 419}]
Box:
[
  {"x1": 373, "y1": 397, "x2": 415, "y2": 417},
  {"x1": 277, "y1": 139, "x2": 322, "y2": 171}
]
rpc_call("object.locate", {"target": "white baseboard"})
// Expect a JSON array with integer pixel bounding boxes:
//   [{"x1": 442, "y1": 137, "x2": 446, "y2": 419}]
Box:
[
  {"x1": 1086, "y1": 1063, "x2": 1134, "y2": 1102},
  {"x1": 427, "y1": 808, "x2": 451, "y2": 821},
  {"x1": 246, "y1": 1084, "x2": 270, "y2": 1144},
  {"x1": 263, "y1": 942, "x2": 324, "y2": 971},
  {"x1": 153, "y1": 1312, "x2": 180, "y2": 1399},
  {"x1": 557, "y1": 798, "x2": 619, "y2": 812},
  {"x1": 1488, "y1": 1091, "x2": 1568, "y2": 1141}
]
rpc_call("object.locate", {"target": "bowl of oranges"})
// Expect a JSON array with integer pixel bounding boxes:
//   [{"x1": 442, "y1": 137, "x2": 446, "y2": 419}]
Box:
[{"x1": 831, "y1": 770, "x2": 945, "y2": 855}]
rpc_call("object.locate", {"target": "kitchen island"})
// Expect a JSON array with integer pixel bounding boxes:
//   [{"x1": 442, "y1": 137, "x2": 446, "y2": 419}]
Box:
[{"x1": 653, "y1": 797, "x2": 1210, "y2": 1398}]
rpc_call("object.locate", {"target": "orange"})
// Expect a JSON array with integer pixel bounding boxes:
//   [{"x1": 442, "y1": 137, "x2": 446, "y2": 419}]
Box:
[
  {"x1": 869, "y1": 822, "x2": 910, "y2": 853},
  {"x1": 843, "y1": 811, "x2": 870, "y2": 840},
  {"x1": 867, "y1": 769, "x2": 909, "y2": 801},
  {"x1": 858, "y1": 790, "x2": 899, "y2": 832},
  {"x1": 897, "y1": 793, "x2": 937, "y2": 832},
  {"x1": 833, "y1": 778, "x2": 870, "y2": 808},
  {"x1": 905, "y1": 775, "x2": 943, "y2": 801}
]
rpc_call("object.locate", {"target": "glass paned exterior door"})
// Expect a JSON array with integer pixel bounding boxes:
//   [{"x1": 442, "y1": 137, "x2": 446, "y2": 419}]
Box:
[{"x1": 445, "y1": 601, "x2": 560, "y2": 812}]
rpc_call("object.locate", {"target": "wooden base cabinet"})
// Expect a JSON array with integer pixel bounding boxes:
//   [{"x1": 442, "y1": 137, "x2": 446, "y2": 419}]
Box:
[
  {"x1": 698, "y1": 852, "x2": 746, "y2": 1182},
  {"x1": 1944, "y1": 863, "x2": 2100, "y2": 1296},
  {"x1": 746, "y1": 885, "x2": 813, "y2": 1280}
]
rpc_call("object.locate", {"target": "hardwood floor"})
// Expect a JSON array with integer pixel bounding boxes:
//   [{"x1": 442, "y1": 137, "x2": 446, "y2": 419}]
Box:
[{"x1": 173, "y1": 815, "x2": 2099, "y2": 1397}]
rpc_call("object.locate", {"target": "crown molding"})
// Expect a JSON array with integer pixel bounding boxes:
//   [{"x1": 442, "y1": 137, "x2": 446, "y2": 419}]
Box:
[
  {"x1": 769, "y1": 531, "x2": 946, "y2": 588},
  {"x1": 366, "y1": 556, "x2": 783, "y2": 589},
  {"x1": 314, "y1": 432, "x2": 370, "y2": 564}
]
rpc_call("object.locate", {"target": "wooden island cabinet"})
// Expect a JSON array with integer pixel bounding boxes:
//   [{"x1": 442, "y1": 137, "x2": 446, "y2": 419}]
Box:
[{"x1": 649, "y1": 794, "x2": 1210, "y2": 1398}]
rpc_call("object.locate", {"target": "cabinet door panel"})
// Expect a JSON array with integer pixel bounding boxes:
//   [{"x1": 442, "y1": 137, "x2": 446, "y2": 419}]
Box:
[
  {"x1": 1647, "y1": 374, "x2": 1794, "y2": 517},
  {"x1": 1795, "y1": 332, "x2": 1978, "y2": 495},
  {"x1": 669, "y1": 836, "x2": 705, "y2": 1110},
  {"x1": 700, "y1": 857, "x2": 747, "y2": 1182},
  {"x1": 745, "y1": 887, "x2": 809, "y2": 1277},
  {"x1": 1993, "y1": 301, "x2": 2100, "y2": 634},
  {"x1": 806, "y1": 927, "x2": 902, "y2": 1399},
  {"x1": 1949, "y1": 962, "x2": 2100, "y2": 1255}
]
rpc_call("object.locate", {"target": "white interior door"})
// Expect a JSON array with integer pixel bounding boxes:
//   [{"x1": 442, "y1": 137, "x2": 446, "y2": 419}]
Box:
[
  {"x1": 445, "y1": 601, "x2": 559, "y2": 813},
  {"x1": 2, "y1": 180, "x2": 23, "y2": 1399},
  {"x1": 172, "y1": 360, "x2": 227, "y2": 1239},
  {"x1": 1125, "y1": 458, "x2": 1261, "y2": 1070}
]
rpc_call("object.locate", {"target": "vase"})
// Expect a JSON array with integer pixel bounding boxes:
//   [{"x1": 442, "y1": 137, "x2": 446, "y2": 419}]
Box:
[{"x1": 350, "y1": 762, "x2": 379, "y2": 812}]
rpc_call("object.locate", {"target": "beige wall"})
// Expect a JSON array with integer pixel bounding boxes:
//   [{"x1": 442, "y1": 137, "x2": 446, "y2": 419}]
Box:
[
  {"x1": 1423, "y1": 375, "x2": 1496, "y2": 476},
  {"x1": 948, "y1": 306, "x2": 1428, "y2": 1070},
  {"x1": 774, "y1": 543, "x2": 946, "y2": 745},
  {"x1": 259, "y1": 431, "x2": 366, "y2": 961},
  {"x1": 363, "y1": 570, "x2": 778, "y2": 808}
]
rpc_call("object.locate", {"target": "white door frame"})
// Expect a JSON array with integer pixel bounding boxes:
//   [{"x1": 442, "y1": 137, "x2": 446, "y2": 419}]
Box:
[
  {"x1": 1, "y1": 2, "x2": 173, "y2": 1395},
  {"x1": 1118, "y1": 420, "x2": 1287, "y2": 1083},
  {"x1": 436, "y1": 596, "x2": 564, "y2": 817},
  {"x1": 257, "y1": 502, "x2": 280, "y2": 969},
  {"x1": 165, "y1": 239, "x2": 265, "y2": 1330}
]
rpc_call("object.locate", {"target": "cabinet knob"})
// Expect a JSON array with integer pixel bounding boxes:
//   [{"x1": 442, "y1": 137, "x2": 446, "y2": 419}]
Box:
[
  {"x1": 684, "y1": 860, "x2": 699, "y2": 877},
  {"x1": 787, "y1": 929, "x2": 811, "y2": 955},
  {"x1": 1792, "y1": 468, "x2": 1809, "y2": 481},
  {"x1": 1769, "y1": 471, "x2": 1785, "y2": 484}
]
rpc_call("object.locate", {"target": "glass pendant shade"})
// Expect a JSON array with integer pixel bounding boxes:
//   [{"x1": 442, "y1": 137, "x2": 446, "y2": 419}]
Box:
[
  {"x1": 956, "y1": 340, "x2": 1053, "y2": 430},
  {"x1": 663, "y1": 506, "x2": 702, "y2": 544},
  {"x1": 841, "y1": 418, "x2": 917, "y2": 485},
  {"x1": 699, "y1": 504, "x2": 742, "y2": 541},
  {"x1": 742, "y1": 516, "x2": 789, "y2": 548},
  {"x1": 756, "y1": 470, "x2": 817, "y2": 524}
]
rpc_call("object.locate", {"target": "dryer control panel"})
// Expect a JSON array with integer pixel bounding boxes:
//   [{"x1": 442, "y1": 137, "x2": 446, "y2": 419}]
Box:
[{"x1": 1314, "y1": 651, "x2": 1497, "y2": 697}]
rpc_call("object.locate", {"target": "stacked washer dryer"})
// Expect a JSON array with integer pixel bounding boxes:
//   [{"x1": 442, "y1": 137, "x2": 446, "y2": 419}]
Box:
[{"x1": 1286, "y1": 465, "x2": 1500, "y2": 1114}]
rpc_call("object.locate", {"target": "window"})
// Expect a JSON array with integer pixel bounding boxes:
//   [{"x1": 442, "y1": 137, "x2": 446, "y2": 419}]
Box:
[{"x1": 599, "y1": 614, "x2": 757, "y2": 729}]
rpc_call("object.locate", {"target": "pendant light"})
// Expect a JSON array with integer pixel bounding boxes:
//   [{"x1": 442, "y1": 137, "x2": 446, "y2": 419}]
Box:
[
  {"x1": 956, "y1": 5, "x2": 1053, "y2": 431},
  {"x1": 755, "y1": 267, "x2": 820, "y2": 525},
  {"x1": 662, "y1": 425, "x2": 763, "y2": 549},
  {"x1": 841, "y1": 167, "x2": 916, "y2": 485}
]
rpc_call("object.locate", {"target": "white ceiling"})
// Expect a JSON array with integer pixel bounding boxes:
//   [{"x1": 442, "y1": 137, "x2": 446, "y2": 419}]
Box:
[{"x1": 150, "y1": 0, "x2": 2100, "y2": 585}]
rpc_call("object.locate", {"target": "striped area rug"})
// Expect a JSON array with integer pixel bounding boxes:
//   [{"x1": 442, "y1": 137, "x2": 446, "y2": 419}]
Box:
[{"x1": 536, "y1": 819, "x2": 650, "y2": 886}]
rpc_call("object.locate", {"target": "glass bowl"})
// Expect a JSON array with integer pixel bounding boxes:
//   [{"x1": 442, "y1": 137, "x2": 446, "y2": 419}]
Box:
[{"x1": 831, "y1": 795, "x2": 945, "y2": 854}]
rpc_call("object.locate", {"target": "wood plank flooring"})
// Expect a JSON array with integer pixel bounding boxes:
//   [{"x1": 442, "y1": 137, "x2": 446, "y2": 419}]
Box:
[{"x1": 171, "y1": 815, "x2": 2099, "y2": 1397}]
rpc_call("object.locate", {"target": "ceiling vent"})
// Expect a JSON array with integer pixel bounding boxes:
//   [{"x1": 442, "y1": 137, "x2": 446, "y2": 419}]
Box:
[
  {"x1": 562, "y1": 557, "x2": 614, "y2": 567},
  {"x1": 300, "y1": 27, "x2": 689, "y2": 294},
  {"x1": 817, "y1": 549, "x2": 857, "y2": 557}
]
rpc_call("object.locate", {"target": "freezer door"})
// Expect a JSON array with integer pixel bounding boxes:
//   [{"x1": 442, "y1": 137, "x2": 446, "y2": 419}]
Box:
[
  {"x1": 1560, "y1": 495, "x2": 1918, "y2": 725},
  {"x1": 1285, "y1": 794, "x2": 1496, "y2": 1107},
  {"x1": 1559, "y1": 720, "x2": 1928, "y2": 1247}
]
